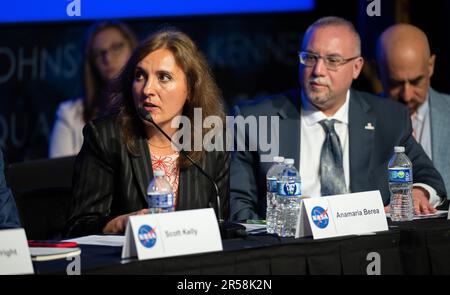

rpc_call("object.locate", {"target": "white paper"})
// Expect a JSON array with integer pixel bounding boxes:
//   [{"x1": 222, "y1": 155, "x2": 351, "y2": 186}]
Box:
[
  {"x1": 64, "y1": 235, "x2": 124, "y2": 247},
  {"x1": 29, "y1": 247, "x2": 81, "y2": 261},
  {"x1": 239, "y1": 223, "x2": 266, "y2": 234},
  {"x1": 0, "y1": 228, "x2": 34, "y2": 275}
]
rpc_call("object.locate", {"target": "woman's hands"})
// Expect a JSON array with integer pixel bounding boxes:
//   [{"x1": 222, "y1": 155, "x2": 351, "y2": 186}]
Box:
[{"x1": 103, "y1": 209, "x2": 149, "y2": 234}]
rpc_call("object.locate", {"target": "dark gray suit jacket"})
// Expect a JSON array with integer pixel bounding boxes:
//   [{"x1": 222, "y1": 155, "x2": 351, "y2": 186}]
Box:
[
  {"x1": 65, "y1": 115, "x2": 230, "y2": 238},
  {"x1": 230, "y1": 89, "x2": 446, "y2": 222},
  {"x1": 429, "y1": 87, "x2": 450, "y2": 195}
]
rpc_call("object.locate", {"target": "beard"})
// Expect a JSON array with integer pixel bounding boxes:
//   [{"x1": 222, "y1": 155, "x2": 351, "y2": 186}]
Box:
[{"x1": 305, "y1": 87, "x2": 332, "y2": 106}]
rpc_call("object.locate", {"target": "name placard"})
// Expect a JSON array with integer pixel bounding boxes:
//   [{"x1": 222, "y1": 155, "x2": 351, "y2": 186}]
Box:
[
  {"x1": 296, "y1": 190, "x2": 388, "y2": 239},
  {"x1": 0, "y1": 228, "x2": 34, "y2": 275},
  {"x1": 122, "y1": 208, "x2": 222, "y2": 260}
]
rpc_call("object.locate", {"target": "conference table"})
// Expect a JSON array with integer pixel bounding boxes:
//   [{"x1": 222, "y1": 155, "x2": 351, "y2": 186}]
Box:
[{"x1": 33, "y1": 217, "x2": 450, "y2": 275}]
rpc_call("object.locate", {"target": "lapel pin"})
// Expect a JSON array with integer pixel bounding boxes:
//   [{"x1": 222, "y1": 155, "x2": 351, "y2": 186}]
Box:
[{"x1": 364, "y1": 122, "x2": 375, "y2": 130}]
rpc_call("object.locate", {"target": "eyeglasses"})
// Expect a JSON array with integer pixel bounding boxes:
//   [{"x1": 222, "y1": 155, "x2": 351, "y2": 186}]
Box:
[
  {"x1": 299, "y1": 51, "x2": 360, "y2": 70},
  {"x1": 93, "y1": 42, "x2": 126, "y2": 60}
]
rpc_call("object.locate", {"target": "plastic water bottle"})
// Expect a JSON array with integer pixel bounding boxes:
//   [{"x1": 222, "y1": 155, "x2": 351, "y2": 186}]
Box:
[
  {"x1": 266, "y1": 156, "x2": 285, "y2": 234},
  {"x1": 147, "y1": 170, "x2": 175, "y2": 214},
  {"x1": 275, "y1": 158, "x2": 302, "y2": 237},
  {"x1": 388, "y1": 146, "x2": 414, "y2": 221}
]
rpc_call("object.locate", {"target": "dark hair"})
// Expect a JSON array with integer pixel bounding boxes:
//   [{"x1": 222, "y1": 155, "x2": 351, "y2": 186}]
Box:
[
  {"x1": 83, "y1": 20, "x2": 138, "y2": 122},
  {"x1": 110, "y1": 28, "x2": 225, "y2": 169}
]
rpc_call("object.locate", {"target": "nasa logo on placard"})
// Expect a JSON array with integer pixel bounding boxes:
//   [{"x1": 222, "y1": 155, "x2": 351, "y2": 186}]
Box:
[
  {"x1": 311, "y1": 206, "x2": 329, "y2": 229},
  {"x1": 138, "y1": 225, "x2": 157, "y2": 248}
]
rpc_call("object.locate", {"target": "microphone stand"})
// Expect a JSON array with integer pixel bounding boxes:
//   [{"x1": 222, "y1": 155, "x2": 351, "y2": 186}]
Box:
[{"x1": 137, "y1": 108, "x2": 246, "y2": 239}]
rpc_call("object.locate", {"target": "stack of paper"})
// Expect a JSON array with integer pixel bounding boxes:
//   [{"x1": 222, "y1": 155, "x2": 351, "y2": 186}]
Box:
[{"x1": 240, "y1": 223, "x2": 267, "y2": 235}]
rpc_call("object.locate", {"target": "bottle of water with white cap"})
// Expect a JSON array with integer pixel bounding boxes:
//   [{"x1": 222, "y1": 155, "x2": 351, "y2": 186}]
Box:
[
  {"x1": 388, "y1": 146, "x2": 414, "y2": 221},
  {"x1": 275, "y1": 158, "x2": 302, "y2": 237},
  {"x1": 147, "y1": 170, "x2": 175, "y2": 214},
  {"x1": 266, "y1": 156, "x2": 285, "y2": 234}
]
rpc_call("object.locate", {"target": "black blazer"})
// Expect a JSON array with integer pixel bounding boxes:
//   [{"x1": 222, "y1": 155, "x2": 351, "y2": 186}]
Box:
[
  {"x1": 230, "y1": 89, "x2": 447, "y2": 221},
  {"x1": 65, "y1": 115, "x2": 230, "y2": 238}
]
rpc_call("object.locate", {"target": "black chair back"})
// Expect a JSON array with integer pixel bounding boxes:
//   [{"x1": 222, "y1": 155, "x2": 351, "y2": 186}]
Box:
[{"x1": 5, "y1": 156, "x2": 76, "y2": 239}]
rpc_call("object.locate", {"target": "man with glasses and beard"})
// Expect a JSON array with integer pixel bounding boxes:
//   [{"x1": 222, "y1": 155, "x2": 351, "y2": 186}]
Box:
[{"x1": 230, "y1": 16, "x2": 446, "y2": 223}]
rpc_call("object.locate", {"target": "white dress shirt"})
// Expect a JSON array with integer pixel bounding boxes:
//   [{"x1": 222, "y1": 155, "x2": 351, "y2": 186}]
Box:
[
  {"x1": 49, "y1": 98, "x2": 85, "y2": 158},
  {"x1": 412, "y1": 94, "x2": 432, "y2": 160}
]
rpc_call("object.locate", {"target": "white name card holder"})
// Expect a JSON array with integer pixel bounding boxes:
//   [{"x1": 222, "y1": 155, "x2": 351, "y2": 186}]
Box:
[
  {"x1": 296, "y1": 190, "x2": 388, "y2": 239},
  {"x1": 0, "y1": 228, "x2": 34, "y2": 275},
  {"x1": 122, "y1": 208, "x2": 222, "y2": 260}
]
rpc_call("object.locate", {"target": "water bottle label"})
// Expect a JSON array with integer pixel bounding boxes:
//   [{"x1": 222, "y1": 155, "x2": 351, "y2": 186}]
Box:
[
  {"x1": 267, "y1": 178, "x2": 277, "y2": 192},
  {"x1": 148, "y1": 193, "x2": 174, "y2": 208},
  {"x1": 277, "y1": 181, "x2": 301, "y2": 196},
  {"x1": 389, "y1": 168, "x2": 412, "y2": 183}
]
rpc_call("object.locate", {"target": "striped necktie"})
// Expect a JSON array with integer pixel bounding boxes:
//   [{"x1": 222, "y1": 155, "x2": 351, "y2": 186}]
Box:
[{"x1": 319, "y1": 119, "x2": 347, "y2": 196}]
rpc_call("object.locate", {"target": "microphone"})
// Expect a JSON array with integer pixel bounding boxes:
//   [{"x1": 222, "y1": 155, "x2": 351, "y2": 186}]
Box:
[{"x1": 137, "y1": 107, "x2": 246, "y2": 239}]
